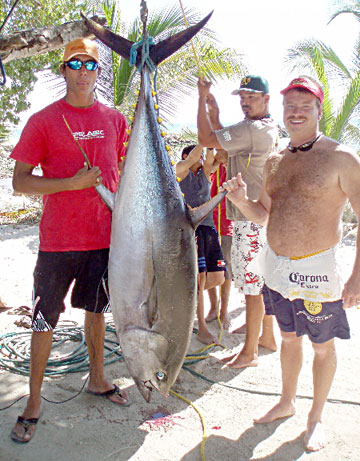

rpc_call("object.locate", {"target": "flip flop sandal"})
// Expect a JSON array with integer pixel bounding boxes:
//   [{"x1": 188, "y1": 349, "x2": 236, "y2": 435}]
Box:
[
  {"x1": 11, "y1": 416, "x2": 39, "y2": 443},
  {"x1": 86, "y1": 384, "x2": 131, "y2": 407}
]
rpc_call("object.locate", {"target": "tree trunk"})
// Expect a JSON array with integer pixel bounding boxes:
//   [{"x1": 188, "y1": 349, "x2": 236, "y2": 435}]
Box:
[{"x1": 0, "y1": 15, "x2": 107, "y2": 63}]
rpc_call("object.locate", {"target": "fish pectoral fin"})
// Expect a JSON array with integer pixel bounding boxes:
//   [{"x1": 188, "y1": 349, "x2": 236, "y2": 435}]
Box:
[
  {"x1": 188, "y1": 190, "x2": 227, "y2": 229},
  {"x1": 95, "y1": 183, "x2": 115, "y2": 211}
]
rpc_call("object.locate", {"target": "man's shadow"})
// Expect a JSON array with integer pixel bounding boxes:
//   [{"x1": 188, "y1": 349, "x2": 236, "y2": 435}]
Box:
[{"x1": 181, "y1": 418, "x2": 305, "y2": 461}]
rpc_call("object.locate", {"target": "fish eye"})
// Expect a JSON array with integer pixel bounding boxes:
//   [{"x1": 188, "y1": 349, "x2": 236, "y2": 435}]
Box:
[{"x1": 156, "y1": 371, "x2": 166, "y2": 381}]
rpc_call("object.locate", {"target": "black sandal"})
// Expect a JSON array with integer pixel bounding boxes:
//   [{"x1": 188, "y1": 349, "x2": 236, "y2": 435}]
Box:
[{"x1": 11, "y1": 415, "x2": 39, "y2": 443}]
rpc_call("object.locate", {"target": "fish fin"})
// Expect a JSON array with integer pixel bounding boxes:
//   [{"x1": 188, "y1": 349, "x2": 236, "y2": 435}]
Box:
[
  {"x1": 188, "y1": 190, "x2": 227, "y2": 229},
  {"x1": 81, "y1": 11, "x2": 213, "y2": 67},
  {"x1": 95, "y1": 183, "x2": 115, "y2": 211},
  {"x1": 149, "y1": 11, "x2": 213, "y2": 65},
  {"x1": 81, "y1": 13, "x2": 134, "y2": 61},
  {"x1": 147, "y1": 276, "x2": 158, "y2": 328}
]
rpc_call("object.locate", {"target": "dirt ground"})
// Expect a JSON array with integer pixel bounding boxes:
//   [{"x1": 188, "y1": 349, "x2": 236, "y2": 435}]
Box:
[{"x1": 0, "y1": 218, "x2": 360, "y2": 461}]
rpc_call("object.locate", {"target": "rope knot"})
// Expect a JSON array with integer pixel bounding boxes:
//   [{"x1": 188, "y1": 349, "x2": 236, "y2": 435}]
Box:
[{"x1": 129, "y1": 36, "x2": 156, "y2": 73}]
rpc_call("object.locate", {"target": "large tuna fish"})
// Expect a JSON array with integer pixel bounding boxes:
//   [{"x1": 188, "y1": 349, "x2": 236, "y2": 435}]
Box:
[{"x1": 83, "y1": 6, "x2": 226, "y2": 402}]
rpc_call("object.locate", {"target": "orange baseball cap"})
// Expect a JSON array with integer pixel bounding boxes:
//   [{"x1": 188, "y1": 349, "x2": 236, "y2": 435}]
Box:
[{"x1": 63, "y1": 38, "x2": 99, "y2": 62}]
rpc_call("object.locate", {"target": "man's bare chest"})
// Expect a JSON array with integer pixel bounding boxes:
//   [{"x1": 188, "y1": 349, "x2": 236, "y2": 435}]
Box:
[{"x1": 267, "y1": 151, "x2": 335, "y2": 199}]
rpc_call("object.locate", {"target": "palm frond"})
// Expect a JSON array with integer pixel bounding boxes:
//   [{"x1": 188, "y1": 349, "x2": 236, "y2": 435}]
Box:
[
  {"x1": 330, "y1": 71, "x2": 360, "y2": 141},
  {"x1": 341, "y1": 122, "x2": 360, "y2": 152},
  {"x1": 95, "y1": 1, "x2": 245, "y2": 126},
  {"x1": 328, "y1": 1, "x2": 360, "y2": 24}
]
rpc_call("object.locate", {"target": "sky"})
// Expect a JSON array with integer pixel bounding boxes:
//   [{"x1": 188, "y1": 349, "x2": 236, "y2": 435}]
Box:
[{"x1": 17, "y1": 0, "x2": 358, "y2": 137}]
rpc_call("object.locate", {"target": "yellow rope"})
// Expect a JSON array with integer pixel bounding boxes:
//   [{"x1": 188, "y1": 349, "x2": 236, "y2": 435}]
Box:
[
  {"x1": 216, "y1": 167, "x2": 224, "y2": 343},
  {"x1": 170, "y1": 389, "x2": 207, "y2": 461},
  {"x1": 242, "y1": 153, "x2": 251, "y2": 176},
  {"x1": 290, "y1": 248, "x2": 328, "y2": 260},
  {"x1": 178, "y1": 0, "x2": 203, "y2": 80}
]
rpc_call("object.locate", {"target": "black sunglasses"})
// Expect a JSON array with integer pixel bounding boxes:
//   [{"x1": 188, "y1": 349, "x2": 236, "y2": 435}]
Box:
[
  {"x1": 65, "y1": 59, "x2": 99, "y2": 71},
  {"x1": 287, "y1": 134, "x2": 321, "y2": 153}
]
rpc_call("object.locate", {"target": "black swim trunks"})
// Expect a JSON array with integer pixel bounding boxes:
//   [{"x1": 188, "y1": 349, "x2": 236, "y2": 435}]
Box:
[
  {"x1": 262, "y1": 284, "x2": 350, "y2": 343},
  {"x1": 31, "y1": 249, "x2": 110, "y2": 331},
  {"x1": 196, "y1": 225, "x2": 226, "y2": 273}
]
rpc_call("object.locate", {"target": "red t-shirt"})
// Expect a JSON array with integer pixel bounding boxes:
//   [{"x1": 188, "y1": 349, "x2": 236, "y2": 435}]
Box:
[
  {"x1": 11, "y1": 99, "x2": 128, "y2": 251},
  {"x1": 210, "y1": 164, "x2": 234, "y2": 237}
]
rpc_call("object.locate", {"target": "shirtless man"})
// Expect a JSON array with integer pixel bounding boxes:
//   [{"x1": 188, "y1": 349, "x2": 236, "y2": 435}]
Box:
[{"x1": 221, "y1": 76, "x2": 360, "y2": 452}]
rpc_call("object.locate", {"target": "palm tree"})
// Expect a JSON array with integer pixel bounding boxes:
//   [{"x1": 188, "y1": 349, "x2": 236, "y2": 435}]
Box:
[
  {"x1": 328, "y1": 0, "x2": 360, "y2": 23},
  {"x1": 284, "y1": 2, "x2": 360, "y2": 151},
  {"x1": 96, "y1": 1, "x2": 247, "y2": 124}
]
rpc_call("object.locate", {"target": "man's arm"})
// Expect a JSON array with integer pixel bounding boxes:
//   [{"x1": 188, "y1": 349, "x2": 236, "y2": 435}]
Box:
[
  {"x1": 203, "y1": 148, "x2": 221, "y2": 179},
  {"x1": 221, "y1": 165, "x2": 271, "y2": 226},
  {"x1": 338, "y1": 148, "x2": 360, "y2": 308},
  {"x1": 197, "y1": 79, "x2": 222, "y2": 148},
  {"x1": 206, "y1": 93, "x2": 224, "y2": 131},
  {"x1": 13, "y1": 161, "x2": 102, "y2": 195},
  {"x1": 175, "y1": 145, "x2": 203, "y2": 181}
]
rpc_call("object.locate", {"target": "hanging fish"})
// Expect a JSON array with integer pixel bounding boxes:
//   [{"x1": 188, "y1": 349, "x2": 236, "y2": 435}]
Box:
[{"x1": 82, "y1": 7, "x2": 225, "y2": 402}]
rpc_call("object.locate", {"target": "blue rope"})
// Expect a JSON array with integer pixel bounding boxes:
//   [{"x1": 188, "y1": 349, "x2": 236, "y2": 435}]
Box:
[{"x1": 129, "y1": 36, "x2": 156, "y2": 73}]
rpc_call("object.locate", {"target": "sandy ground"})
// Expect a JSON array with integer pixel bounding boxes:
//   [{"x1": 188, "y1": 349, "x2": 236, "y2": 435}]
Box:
[{"x1": 1, "y1": 212, "x2": 360, "y2": 459}]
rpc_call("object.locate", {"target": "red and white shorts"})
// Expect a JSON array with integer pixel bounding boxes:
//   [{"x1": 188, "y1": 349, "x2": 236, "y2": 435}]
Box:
[{"x1": 231, "y1": 221, "x2": 265, "y2": 295}]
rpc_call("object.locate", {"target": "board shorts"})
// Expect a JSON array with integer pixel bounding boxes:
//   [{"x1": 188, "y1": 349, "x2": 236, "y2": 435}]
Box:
[
  {"x1": 231, "y1": 221, "x2": 265, "y2": 295},
  {"x1": 31, "y1": 249, "x2": 111, "y2": 331},
  {"x1": 248, "y1": 244, "x2": 345, "y2": 302},
  {"x1": 196, "y1": 225, "x2": 226, "y2": 273},
  {"x1": 220, "y1": 235, "x2": 233, "y2": 280},
  {"x1": 262, "y1": 284, "x2": 350, "y2": 343}
]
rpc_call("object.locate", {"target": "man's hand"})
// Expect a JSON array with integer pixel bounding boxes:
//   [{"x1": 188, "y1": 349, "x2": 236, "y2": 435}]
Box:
[
  {"x1": 214, "y1": 148, "x2": 228, "y2": 165},
  {"x1": 197, "y1": 78, "x2": 212, "y2": 99},
  {"x1": 206, "y1": 93, "x2": 220, "y2": 118},
  {"x1": 71, "y1": 165, "x2": 102, "y2": 190},
  {"x1": 341, "y1": 273, "x2": 360, "y2": 309},
  {"x1": 220, "y1": 173, "x2": 248, "y2": 204}
]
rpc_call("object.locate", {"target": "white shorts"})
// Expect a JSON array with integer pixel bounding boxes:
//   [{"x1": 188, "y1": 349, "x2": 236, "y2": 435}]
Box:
[
  {"x1": 248, "y1": 244, "x2": 345, "y2": 302},
  {"x1": 231, "y1": 221, "x2": 265, "y2": 295}
]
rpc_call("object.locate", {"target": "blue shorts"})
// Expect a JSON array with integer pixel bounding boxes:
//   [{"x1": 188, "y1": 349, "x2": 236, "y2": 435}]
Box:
[
  {"x1": 32, "y1": 249, "x2": 111, "y2": 331},
  {"x1": 220, "y1": 235, "x2": 233, "y2": 280},
  {"x1": 196, "y1": 225, "x2": 226, "y2": 273},
  {"x1": 262, "y1": 284, "x2": 350, "y2": 343}
]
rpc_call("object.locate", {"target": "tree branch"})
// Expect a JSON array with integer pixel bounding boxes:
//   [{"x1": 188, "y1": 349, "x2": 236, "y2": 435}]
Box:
[{"x1": 0, "y1": 15, "x2": 107, "y2": 63}]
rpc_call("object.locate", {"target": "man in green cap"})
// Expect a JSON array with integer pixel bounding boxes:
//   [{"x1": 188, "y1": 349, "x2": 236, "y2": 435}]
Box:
[{"x1": 197, "y1": 75, "x2": 278, "y2": 368}]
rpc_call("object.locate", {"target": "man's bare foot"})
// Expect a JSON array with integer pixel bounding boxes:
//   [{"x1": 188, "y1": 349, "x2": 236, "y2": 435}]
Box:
[
  {"x1": 231, "y1": 323, "x2": 246, "y2": 334},
  {"x1": 197, "y1": 329, "x2": 218, "y2": 345},
  {"x1": 304, "y1": 421, "x2": 326, "y2": 452},
  {"x1": 254, "y1": 401, "x2": 296, "y2": 424},
  {"x1": 219, "y1": 351, "x2": 237, "y2": 363},
  {"x1": 205, "y1": 309, "x2": 218, "y2": 323},
  {"x1": 224, "y1": 351, "x2": 258, "y2": 369},
  {"x1": 220, "y1": 314, "x2": 230, "y2": 330},
  {"x1": 258, "y1": 334, "x2": 277, "y2": 352}
]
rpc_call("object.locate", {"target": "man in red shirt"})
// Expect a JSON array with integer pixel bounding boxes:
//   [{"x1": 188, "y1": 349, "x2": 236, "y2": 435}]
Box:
[{"x1": 10, "y1": 38, "x2": 129, "y2": 443}]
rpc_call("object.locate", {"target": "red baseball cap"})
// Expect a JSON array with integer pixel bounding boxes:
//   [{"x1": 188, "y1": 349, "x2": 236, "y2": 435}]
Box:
[{"x1": 280, "y1": 77, "x2": 324, "y2": 104}]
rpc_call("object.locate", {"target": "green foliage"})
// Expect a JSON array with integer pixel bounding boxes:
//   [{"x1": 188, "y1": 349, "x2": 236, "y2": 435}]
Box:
[
  {"x1": 284, "y1": 34, "x2": 360, "y2": 150},
  {"x1": 0, "y1": 0, "x2": 246, "y2": 140},
  {"x1": 0, "y1": 0, "x2": 90, "y2": 131},
  {"x1": 96, "y1": 2, "x2": 247, "y2": 125},
  {"x1": 328, "y1": 0, "x2": 360, "y2": 24}
]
